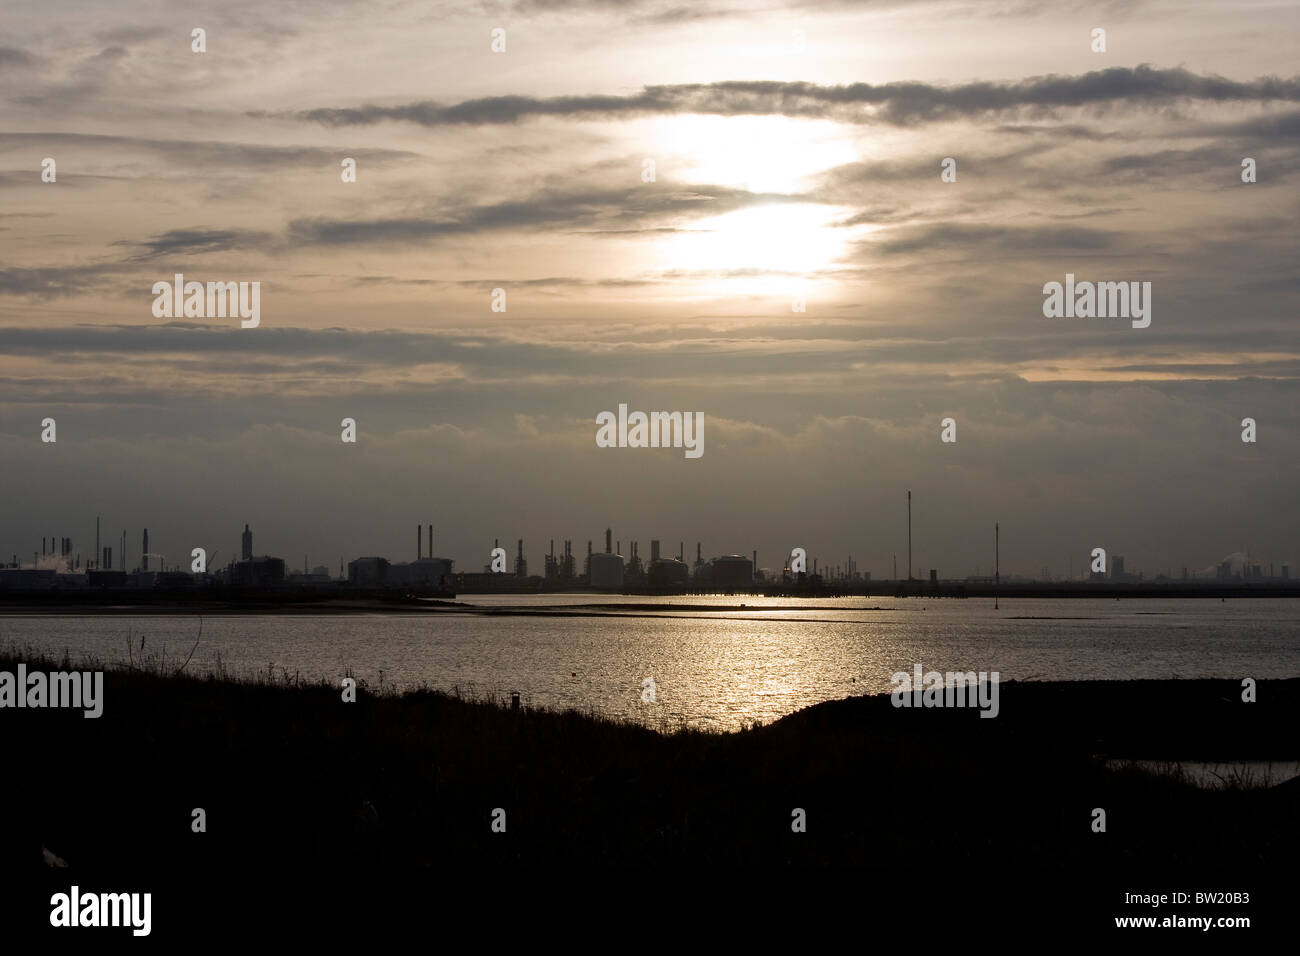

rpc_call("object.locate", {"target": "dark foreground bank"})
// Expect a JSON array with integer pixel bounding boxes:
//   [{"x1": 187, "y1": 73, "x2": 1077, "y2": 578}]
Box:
[{"x1": 1, "y1": 647, "x2": 1295, "y2": 937}]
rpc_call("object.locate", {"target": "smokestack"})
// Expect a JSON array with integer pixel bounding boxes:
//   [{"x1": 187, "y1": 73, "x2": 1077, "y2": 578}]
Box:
[
  {"x1": 679, "y1": 542, "x2": 683, "y2": 562},
  {"x1": 617, "y1": 540, "x2": 621, "y2": 556},
  {"x1": 995, "y1": 522, "x2": 1000, "y2": 587},
  {"x1": 142, "y1": 529, "x2": 149, "y2": 572},
  {"x1": 697, "y1": 542, "x2": 701, "y2": 563},
  {"x1": 418, "y1": 524, "x2": 422, "y2": 559},
  {"x1": 550, "y1": 539, "x2": 554, "y2": 557},
  {"x1": 605, "y1": 528, "x2": 612, "y2": 554},
  {"x1": 752, "y1": 550, "x2": 757, "y2": 580},
  {"x1": 651, "y1": 540, "x2": 660, "y2": 562},
  {"x1": 428, "y1": 525, "x2": 432, "y2": 556},
  {"x1": 96, "y1": 516, "x2": 100, "y2": 571},
  {"x1": 907, "y1": 490, "x2": 912, "y2": 581},
  {"x1": 42, "y1": 538, "x2": 46, "y2": 557}
]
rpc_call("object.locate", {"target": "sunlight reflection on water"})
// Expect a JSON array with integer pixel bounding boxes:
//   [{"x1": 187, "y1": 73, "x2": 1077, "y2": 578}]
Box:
[{"x1": 4, "y1": 596, "x2": 1298, "y2": 732}]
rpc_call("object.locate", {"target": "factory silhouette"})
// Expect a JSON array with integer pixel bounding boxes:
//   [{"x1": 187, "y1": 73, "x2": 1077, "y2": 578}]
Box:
[
  {"x1": 0, "y1": 519, "x2": 798, "y2": 599},
  {"x1": 1, "y1": 503, "x2": 1295, "y2": 603}
]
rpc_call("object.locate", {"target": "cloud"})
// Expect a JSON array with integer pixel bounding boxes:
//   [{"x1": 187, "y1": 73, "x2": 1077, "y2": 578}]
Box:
[
  {"x1": 0, "y1": 47, "x2": 40, "y2": 70},
  {"x1": 0, "y1": 132, "x2": 418, "y2": 169},
  {"x1": 496, "y1": 0, "x2": 1155, "y2": 22},
  {"x1": 286, "y1": 67, "x2": 1300, "y2": 129},
  {"x1": 1190, "y1": 108, "x2": 1300, "y2": 141},
  {"x1": 288, "y1": 182, "x2": 805, "y2": 246},
  {"x1": 864, "y1": 223, "x2": 1124, "y2": 257},
  {"x1": 0, "y1": 263, "x2": 118, "y2": 297},
  {"x1": 118, "y1": 228, "x2": 275, "y2": 259},
  {"x1": 3, "y1": 322, "x2": 1296, "y2": 387}
]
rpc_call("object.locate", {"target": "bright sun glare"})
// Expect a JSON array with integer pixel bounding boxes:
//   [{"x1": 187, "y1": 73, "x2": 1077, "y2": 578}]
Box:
[
  {"x1": 659, "y1": 203, "x2": 853, "y2": 279},
  {"x1": 646, "y1": 115, "x2": 865, "y2": 295}
]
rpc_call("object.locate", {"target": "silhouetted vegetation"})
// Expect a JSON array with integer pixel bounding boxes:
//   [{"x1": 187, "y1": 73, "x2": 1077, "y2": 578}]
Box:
[{"x1": 2, "y1": 643, "x2": 1295, "y2": 928}]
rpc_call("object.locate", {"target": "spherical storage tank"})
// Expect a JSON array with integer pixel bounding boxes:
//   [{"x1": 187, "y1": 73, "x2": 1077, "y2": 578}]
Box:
[{"x1": 589, "y1": 552, "x2": 625, "y2": 588}]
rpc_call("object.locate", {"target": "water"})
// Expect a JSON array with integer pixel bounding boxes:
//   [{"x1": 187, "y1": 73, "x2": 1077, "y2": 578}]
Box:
[
  {"x1": 2, "y1": 596, "x2": 1298, "y2": 732},
  {"x1": 1103, "y1": 759, "x2": 1300, "y2": 790}
]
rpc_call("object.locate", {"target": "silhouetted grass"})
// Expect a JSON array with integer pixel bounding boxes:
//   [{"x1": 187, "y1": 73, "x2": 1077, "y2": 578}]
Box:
[{"x1": 2, "y1": 642, "x2": 1296, "y2": 889}]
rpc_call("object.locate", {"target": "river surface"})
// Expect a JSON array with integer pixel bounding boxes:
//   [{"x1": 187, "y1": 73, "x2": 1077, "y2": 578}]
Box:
[{"x1": 2, "y1": 595, "x2": 1298, "y2": 732}]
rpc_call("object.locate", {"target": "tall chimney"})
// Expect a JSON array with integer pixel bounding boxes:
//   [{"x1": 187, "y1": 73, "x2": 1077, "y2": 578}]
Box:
[
  {"x1": 605, "y1": 528, "x2": 612, "y2": 554},
  {"x1": 96, "y1": 516, "x2": 100, "y2": 570},
  {"x1": 418, "y1": 524, "x2": 422, "y2": 560},
  {"x1": 907, "y1": 490, "x2": 913, "y2": 581},
  {"x1": 428, "y1": 525, "x2": 432, "y2": 556},
  {"x1": 142, "y1": 529, "x2": 149, "y2": 571},
  {"x1": 651, "y1": 540, "x2": 660, "y2": 562},
  {"x1": 753, "y1": 550, "x2": 757, "y2": 580}
]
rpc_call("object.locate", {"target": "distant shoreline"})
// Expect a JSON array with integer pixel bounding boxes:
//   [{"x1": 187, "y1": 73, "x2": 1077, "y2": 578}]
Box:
[{"x1": 1, "y1": 585, "x2": 1299, "y2": 615}]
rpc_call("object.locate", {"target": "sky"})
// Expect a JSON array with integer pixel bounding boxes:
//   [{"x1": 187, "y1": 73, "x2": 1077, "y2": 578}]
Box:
[{"x1": 1, "y1": 0, "x2": 1297, "y2": 580}]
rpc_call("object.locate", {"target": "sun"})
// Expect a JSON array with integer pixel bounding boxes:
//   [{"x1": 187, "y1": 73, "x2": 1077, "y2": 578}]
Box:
[
  {"x1": 656, "y1": 202, "x2": 853, "y2": 286},
  {"x1": 656, "y1": 115, "x2": 859, "y2": 194},
  {"x1": 640, "y1": 115, "x2": 864, "y2": 296}
]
